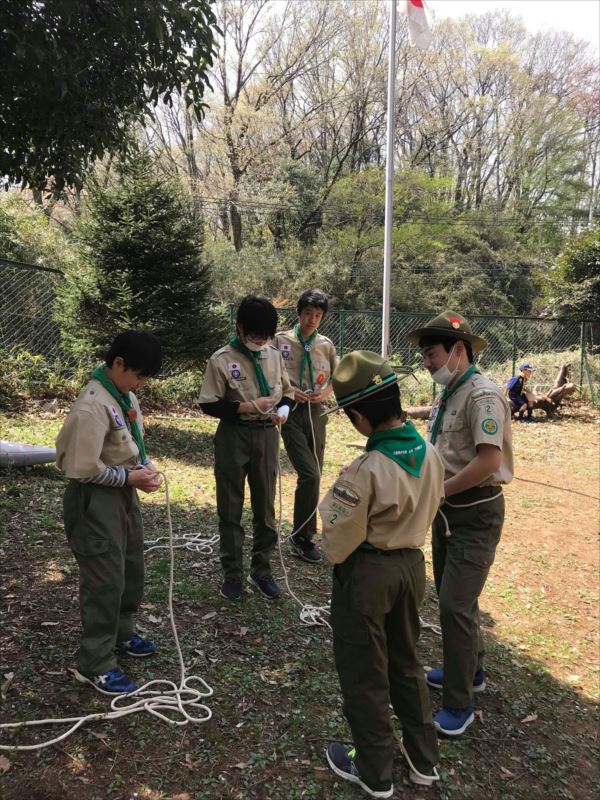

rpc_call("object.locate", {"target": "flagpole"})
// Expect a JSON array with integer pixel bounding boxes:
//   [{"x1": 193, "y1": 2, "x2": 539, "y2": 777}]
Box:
[{"x1": 381, "y1": 0, "x2": 397, "y2": 358}]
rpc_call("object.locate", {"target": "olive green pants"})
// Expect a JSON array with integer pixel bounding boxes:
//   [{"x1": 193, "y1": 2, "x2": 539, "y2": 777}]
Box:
[
  {"x1": 280, "y1": 403, "x2": 326, "y2": 540},
  {"x1": 214, "y1": 421, "x2": 279, "y2": 579},
  {"x1": 432, "y1": 487, "x2": 505, "y2": 709},
  {"x1": 63, "y1": 481, "x2": 144, "y2": 676},
  {"x1": 332, "y1": 548, "x2": 439, "y2": 790}
]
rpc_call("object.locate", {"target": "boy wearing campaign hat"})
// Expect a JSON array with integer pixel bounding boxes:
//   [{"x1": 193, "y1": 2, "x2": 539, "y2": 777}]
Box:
[
  {"x1": 506, "y1": 362, "x2": 536, "y2": 421},
  {"x1": 406, "y1": 311, "x2": 513, "y2": 737},
  {"x1": 319, "y1": 351, "x2": 444, "y2": 798}
]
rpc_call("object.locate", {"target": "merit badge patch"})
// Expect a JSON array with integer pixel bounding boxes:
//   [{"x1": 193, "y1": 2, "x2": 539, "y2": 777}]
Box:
[
  {"x1": 316, "y1": 372, "x2": 325, "y2": 385},
  {"x1": 281, "y1": 343, "x2": 291, "y2": 359},
  {"x1": 482, "y1": 418, "x2": 498, "y2": 435},
  {"x1": 229, "y1": 362, "x2": 241, "y2": 379},
  {"x1": 332, "y1": 485, "x2": 360, "y2": 508},
  {"x1": 109, "y1": 405, "x2": 124, "y2": 428}
]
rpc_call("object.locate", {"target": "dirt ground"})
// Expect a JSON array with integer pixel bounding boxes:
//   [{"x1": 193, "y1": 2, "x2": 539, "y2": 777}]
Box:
[{"x1": 0, "y1": 400, "x2": 598, "y2": 800}]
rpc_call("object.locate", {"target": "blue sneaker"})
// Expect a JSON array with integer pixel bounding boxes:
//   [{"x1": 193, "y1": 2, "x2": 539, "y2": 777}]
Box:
[
  {"x1": 426, "y1": 667, "x2": 486, "y2": 693},
  {"x1": 247, "y1": 574, "x2": 282, "y2": 599},
  {"x1": 74, "y1": 667, "x2": 138, "y2": 695},
  {"x1": 117, "y1": 633, "x2": 156, "y2": 658},
  {"x1": 434, "y1": 706, "x2": 475, "y2": 736},
  {"x1": 325, "y1": 742, "x2": 393, "y2": 798}
]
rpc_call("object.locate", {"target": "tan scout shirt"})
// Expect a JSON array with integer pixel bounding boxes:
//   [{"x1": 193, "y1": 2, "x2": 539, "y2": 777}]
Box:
[
  {"x1": 427, "y1": 371, "x2": 514, "y2": 484},
  {"x1": 274, "y1": 329, "x2": 337, "y2": 392},
  {"x1": 319, "y1": 440, "x2": 445, "y2": 564},
  {"x1": 56, "y1": 380, "x2": 143, "y2": 479},
  {"x1": 198, "y1": 343, "x2": 293, "y2": 421}
]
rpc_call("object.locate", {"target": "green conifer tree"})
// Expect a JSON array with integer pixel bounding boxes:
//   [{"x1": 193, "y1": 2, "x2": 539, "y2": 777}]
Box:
[{"x1": 56, "y1": 153, "x2": 226, "y2": 367}]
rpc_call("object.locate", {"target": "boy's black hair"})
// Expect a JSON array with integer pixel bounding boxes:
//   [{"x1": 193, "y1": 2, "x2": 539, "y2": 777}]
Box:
[
  {"x1": 297, "y1": 288, "x2": 328, "y2": 316},
  {"x1": 236, "y1": 295, "x2": 278, "y2": 338},
  {"x1": 106, "y1": 330, "x2": 162, "y2": 376},
  {"x1": 419, "y1": 334, "x2": 474, "y2": 364},
  {"x1": 343, "y1": 383, "x2": 403, "y2": 429}
]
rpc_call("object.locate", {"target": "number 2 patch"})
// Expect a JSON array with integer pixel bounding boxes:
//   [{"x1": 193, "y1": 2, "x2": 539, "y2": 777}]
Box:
[{"x1": 482, "y1": 418, "x2": 498, "y2": 435}]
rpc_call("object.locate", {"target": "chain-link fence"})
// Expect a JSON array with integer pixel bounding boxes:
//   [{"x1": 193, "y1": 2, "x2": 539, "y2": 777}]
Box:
[
  {"x1": 0, "y1": 258, "x2": 63, "y2": 361},
  {"x1": 263, "y1": 308, "x2": 599, "y2": 403},
  {"x1": 1, "y1": 258, "x2": 597, "y2": 402}
]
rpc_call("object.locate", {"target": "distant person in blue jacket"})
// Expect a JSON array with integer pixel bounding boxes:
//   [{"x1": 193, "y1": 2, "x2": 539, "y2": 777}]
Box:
[{"x1": 507, "y1": 362, "x2": 536, "y2": 421}]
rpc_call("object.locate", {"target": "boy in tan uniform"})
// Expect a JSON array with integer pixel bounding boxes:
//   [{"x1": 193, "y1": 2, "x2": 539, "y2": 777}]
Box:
[
  {"x1": 406, "y1": 311, "x2": 513, "y2": 736},
  {"x1": 199, "y1": 296, "x2": 294, "y2": 600},
  {"x1": 275, "y1": 289, "x2": 337, "y2": 563},
  {"x1": 319, "y1": 350, "x2": 444, "y2": 799},
  {"x1": 55, "y1": 330, "x2": 162, "y2": 694}
]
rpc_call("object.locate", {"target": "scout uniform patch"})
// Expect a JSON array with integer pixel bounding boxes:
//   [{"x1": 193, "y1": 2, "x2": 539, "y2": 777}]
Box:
[
  {"x1": 333, "y1": 484, "x2": 360, "y2": 507},
  {"x1": 109, "y1": 405, "x2": 125, "y2": 429},
  {"x1": 229, "y1": 362, "x2": 242, "y2": 379},
  {"x1": 482, "y1": 418, "x2": 498, "y2": 435}
]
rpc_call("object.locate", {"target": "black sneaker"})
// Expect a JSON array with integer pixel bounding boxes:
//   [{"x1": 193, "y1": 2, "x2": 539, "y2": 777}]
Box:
[
  {"x1": 291, "y1": 535, "x2": 322, "y2": 564},
  {"x1": 325, "y1": 742, "x2": 393, "y2": 798},
  {"x1": 220, "y1": 577, "x2": 243, "y2": 599},
  {"x1": 247, "y1": 574, "x2": 282, "y2": 599}
]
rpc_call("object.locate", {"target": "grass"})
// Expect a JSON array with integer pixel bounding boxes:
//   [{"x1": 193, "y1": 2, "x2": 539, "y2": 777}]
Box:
[{"x1": 0, "y1": 400, "x2": 599, "y2": 800}]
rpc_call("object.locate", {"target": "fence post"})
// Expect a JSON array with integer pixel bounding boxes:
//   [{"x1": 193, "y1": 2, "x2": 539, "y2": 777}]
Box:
[
  {"x1": 338, "y1": 310, "x2": 346, "y2": 357},
  {"x1": 579, "y1": 321, "x2": 585, "y2": 388},
  {"x1": 511, "y1": 317, "x2": 517, "y2": 376}
]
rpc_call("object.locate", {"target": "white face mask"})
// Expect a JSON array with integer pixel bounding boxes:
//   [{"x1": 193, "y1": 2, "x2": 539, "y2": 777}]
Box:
[
  {"x1": 244, "y1": 340, "x2": 264, "y2": 353},
  {"x1": 431, "y1": 345, "x2": 458, "y2": 386}
]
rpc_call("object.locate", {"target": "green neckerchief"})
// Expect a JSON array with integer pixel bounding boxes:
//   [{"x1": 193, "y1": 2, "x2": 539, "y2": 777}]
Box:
[
  {"x1": 295, "y1": 323, "x2": 318, "y2": 391},
  {"x1": 429, "y1": 364, "x2": 479, "y2": 445},
  {"x1": 91, "y1": 365, "x2": 147, "y2": 462},
  {"x1": 230, "y1": 336, "x2": 271, "y2": 397},
  {"x1": 366, "y1": 422, "x2": 427, "y2": 477}
]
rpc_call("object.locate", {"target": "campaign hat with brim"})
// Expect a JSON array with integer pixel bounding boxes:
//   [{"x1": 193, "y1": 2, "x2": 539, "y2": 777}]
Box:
[
  {"x1": 322, "y1": 350, "x2": 400, "y2": 416},
  {"x1": 405, "y1": 310, "x2": 487, "y2": 353}
]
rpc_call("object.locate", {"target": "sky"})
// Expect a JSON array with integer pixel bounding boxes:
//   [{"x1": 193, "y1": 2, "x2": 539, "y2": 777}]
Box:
[{"x1": 426, "y1": 0, "x2": 600, "y2": 53}]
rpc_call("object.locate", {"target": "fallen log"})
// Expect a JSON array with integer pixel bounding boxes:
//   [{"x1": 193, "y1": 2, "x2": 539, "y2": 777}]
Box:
[{"x1": 405, "y1": 405, "x2": 432, "y2": 420}]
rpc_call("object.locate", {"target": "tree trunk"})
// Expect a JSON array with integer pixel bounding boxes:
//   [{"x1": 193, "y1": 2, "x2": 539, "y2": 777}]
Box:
[{"x1": 229, "y1": 200, "x2": 242, "y2": 252}]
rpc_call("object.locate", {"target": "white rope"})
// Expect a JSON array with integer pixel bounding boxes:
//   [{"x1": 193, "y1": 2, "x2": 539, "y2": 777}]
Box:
[
  {"x1": 275, "y1": 398, "x2": 331, "y2": 628},
  {"x1": 0, "y1": 473, "x2": 213, "y2": 751},
  {"x1": 145, "y1": 530, "x2": 219, "y2": 555}
]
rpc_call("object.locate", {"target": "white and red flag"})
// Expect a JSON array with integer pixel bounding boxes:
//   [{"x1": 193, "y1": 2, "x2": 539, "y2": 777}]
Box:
[{"x1": 406, "y1": 0, "x2": 432, "y2": 50}]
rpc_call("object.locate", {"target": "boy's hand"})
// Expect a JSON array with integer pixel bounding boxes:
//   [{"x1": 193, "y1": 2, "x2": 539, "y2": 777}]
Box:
[
  {"x1": 294, "y1": 388, "x2": 311, "y2": 403},
  {"x1": 128, "y1": 467, "x2": 162, "y2": 493},
  {"x1": 252, "y1": 396, "x2": 276, "y2": 414}
]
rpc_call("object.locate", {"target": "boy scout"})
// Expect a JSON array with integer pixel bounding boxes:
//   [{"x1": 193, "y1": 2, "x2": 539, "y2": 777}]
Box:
[
  {"x1": 55, "y1": 330, "x2": 162, "y2": 695},
  {"x1": 319, "y1": 350, "x2": 444, "y2": 798},
  {"x1": 275, "y1": 289, "x2": 337, "y2": 563},
  {"x1": 199, "y1": 296, "x2": 294, "y2": 601},
  {"x1": 406, "y1": 311, "x2": 513, "y2": 736}
]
